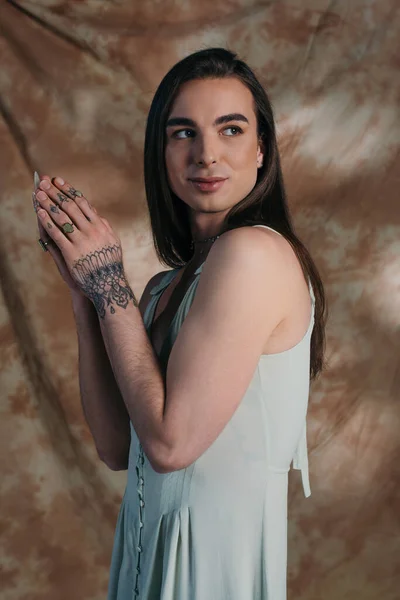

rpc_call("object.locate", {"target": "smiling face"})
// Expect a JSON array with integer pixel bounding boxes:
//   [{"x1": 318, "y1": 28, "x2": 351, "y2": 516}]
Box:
[{"x1": 164, "y1": 77, "x2": 264, "y2": 240}]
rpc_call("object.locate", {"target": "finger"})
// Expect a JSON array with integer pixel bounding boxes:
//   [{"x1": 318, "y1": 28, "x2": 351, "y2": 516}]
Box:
[
  {"x1": 36, "y1": 208, "x2": 50, "y2": 244},
  {"x1": 35, "y1": 183, "x2": 89, "y2": 233},
  {"x1": 36, "y1": 208, "x2": 71, "y2": 253},
  {"x1": 52, "y1": 176, "x2": 97, "y2": 214},
  {"x1": 52, "y1": 176, "x2": 84, "y2": 200},
  {"x1": 51, "y1": 175, "x2": 98, "y2": 216},
  {"x1": 32, "y1": 191, "x2": 41, "y2": 215},
  {"x1": 33, "y1": 192, "x2": 51, "y2": 242},
  {"x1": 33, "y1": 193, "x2": 55, "y2": 253},
  {"x1": 33, "y1": 186, "x2": 56, "y2": 253},
  {"x1": 100, "y1": 216, "x2": 113, "y2": 233},
  {"x1": 48, "y1": 177, "x2": 99, "y2": 227},
  {"x1": 35, "y1": 190, "x2": 78, "y2": 239},
  {"x1": 34, "y1": 173, "x2": 51, "y2": 192},
  {"x1": 36, "y1": 213, "x2": 61, "y2": 258}
]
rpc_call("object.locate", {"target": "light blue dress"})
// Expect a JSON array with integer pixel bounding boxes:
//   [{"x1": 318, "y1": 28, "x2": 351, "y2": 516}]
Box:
[{"x1": 107, "y1": 225, "x2": 315, "y2": 599}]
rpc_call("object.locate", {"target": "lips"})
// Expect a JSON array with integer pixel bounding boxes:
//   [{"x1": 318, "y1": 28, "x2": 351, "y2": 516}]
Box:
[
  {"x1": 190, "y1": 178, "x2": 227, "y2": 183},
  {"x1": 189, "y1": 178, "x2": 227, "y2": 193}
]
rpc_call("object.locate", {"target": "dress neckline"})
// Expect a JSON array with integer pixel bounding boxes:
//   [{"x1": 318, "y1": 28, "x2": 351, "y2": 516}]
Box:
[{"x1": 149, "y1": 260, "x2": 207, "y2": 359}]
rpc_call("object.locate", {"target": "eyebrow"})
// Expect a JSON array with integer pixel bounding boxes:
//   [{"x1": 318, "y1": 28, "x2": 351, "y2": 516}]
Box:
[{"x1": 166, "y1": 113, "x2": 249, "y2": 128}]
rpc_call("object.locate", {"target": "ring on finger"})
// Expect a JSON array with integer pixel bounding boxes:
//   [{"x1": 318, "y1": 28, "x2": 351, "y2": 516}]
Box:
[
  {"x1": 36, "y1": 192, "x2": 76, "y2": 233},
  {"x1": 61, "y1": 222, "x2": 75, "y2": 234}
]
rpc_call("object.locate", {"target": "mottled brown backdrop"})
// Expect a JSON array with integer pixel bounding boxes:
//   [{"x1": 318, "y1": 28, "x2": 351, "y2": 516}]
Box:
[{"x1": 0, "y1": 1, "x2": 399, "y2": 599}]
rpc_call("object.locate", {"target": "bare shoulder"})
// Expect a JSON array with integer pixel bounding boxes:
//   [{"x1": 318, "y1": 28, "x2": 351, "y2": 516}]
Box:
[
  {"x1": 216, "y1": 224, "x2": 301, "y2": 279},
  {"x1": 216, "y1": 225, "x2": 311, "y2": 315},
  {"x1": 244, "y1": 224, "x2": 295, "y2": 256},
  {"x1": 138, "y1": 269, "x2": 171, "y2": 319},
  {"x1": 240, "y1": 226, "x2": 313, "y2": 350}
]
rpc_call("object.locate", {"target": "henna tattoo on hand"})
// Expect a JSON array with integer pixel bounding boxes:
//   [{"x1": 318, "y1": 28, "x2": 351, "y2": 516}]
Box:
[
  {"x1": 71, "y1": 245, "x2": 138, "y2": 318},
  {"x1": 50, "y1": 204, "x2": 60, "y2": 214}
]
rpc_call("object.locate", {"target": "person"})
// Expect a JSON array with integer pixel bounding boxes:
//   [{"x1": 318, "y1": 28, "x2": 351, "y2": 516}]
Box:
[{"x1": 34, "y1": 47, "x2": 327, "y2": 599}]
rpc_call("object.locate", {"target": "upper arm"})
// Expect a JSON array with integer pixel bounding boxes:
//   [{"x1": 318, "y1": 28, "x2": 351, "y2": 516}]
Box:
[{"x1": 163, "y1": 227, "x2": 291, "y2": 471}]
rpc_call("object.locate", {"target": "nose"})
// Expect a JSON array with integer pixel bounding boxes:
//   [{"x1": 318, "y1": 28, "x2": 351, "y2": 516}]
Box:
[{"x1": 192, "y1": 133, "x2": 217, "y2": 167}]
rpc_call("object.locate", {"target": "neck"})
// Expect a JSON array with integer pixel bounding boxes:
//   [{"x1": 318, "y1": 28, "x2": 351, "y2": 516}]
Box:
[{"x1": 188, "y1": 236, "x2": 219, "y2": 266}]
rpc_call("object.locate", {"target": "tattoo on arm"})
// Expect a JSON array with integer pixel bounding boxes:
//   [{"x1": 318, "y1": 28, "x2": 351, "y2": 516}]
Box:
[{"x1": 71, "y1": 244, "x2": 138, "y2": 318}]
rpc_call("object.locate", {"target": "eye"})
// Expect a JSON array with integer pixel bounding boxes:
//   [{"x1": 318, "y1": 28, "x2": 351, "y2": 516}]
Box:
[
  {"x1": 223, "y1": 126, "x2": 243, "y2": 136},
  {"x1": 171, "y1": 129, "x2": 195, "y2": 139}
]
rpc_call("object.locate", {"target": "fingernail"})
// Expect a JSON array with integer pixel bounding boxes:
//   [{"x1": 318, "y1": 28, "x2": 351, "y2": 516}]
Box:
[
  {"x1": 34, "y1": 171, "x2": 40, "y2": 188},
  {"x1": 55, "y1": 177, "x2": 64, "y2": 185}
]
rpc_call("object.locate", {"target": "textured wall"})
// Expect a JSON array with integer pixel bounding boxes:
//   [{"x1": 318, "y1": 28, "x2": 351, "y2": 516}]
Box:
[{"x1": 0, "y1": 1, "x2": 399, "y2": 598}]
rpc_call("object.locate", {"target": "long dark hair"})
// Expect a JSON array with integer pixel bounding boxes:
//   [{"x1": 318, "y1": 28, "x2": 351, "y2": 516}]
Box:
[{"x1": 144, "y1": 47, "x2": 328, "y2": 381}]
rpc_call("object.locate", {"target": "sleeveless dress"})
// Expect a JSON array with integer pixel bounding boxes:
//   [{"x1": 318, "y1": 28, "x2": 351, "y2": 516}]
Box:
[{"x1": 107, "y1": 225, "x2": 315, "y2": 600}]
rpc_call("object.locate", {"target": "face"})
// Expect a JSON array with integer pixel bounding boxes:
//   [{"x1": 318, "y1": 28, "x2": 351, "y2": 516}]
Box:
[{"x1": 164, "y1": 77, "x2": 264, "y2": 238}]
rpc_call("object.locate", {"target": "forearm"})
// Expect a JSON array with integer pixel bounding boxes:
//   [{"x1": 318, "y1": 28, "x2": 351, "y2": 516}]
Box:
[
  {"x1": 69, "y1": 244, "x2": 170, "y2": 472},
  {"x1": 97, "y1": 293, "x2": 170, "y2": 472},
  {"x1": 71, "y1": 294, "x2": 131, "y2": 470}
]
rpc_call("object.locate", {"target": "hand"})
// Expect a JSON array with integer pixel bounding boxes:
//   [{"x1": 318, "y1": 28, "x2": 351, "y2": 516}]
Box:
[
  {"x1": 33, "y1": 175, "x2": 136, "y2": 318},
  {"x1": 33, "y1": 174, "x2": 86, "y2": 298}
]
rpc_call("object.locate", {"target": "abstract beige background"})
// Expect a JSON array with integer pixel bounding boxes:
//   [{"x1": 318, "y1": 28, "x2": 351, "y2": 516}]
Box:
[{"x1": 1, "y1": 1, "x2": 399, "y2": 598}]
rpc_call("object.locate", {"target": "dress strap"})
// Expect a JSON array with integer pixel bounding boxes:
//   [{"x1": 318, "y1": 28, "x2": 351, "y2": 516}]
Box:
[
  {"x1": 142, "y1": 270, "x2": 179, "y2": 331},
  {"x1": 251, "y1": 224, "x2": 283, "y2": 237},
  {"x1": 292, "y1": 420, "x2": 311, "y2": 497},
  {"x1": 149, "y1": 269, "x2": 179, "y2": 296},
  {"x1": 194, "y1": 262, "x2": 205, "y2": 275},
  {"x1": 308, "y1": 279, "x2": 316, "y2": 305}
]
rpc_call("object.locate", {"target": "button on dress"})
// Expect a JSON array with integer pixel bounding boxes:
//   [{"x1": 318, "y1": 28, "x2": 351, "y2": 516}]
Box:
[{"x1": 107, "y1": 225, "x2": 315, "y2": 600}]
